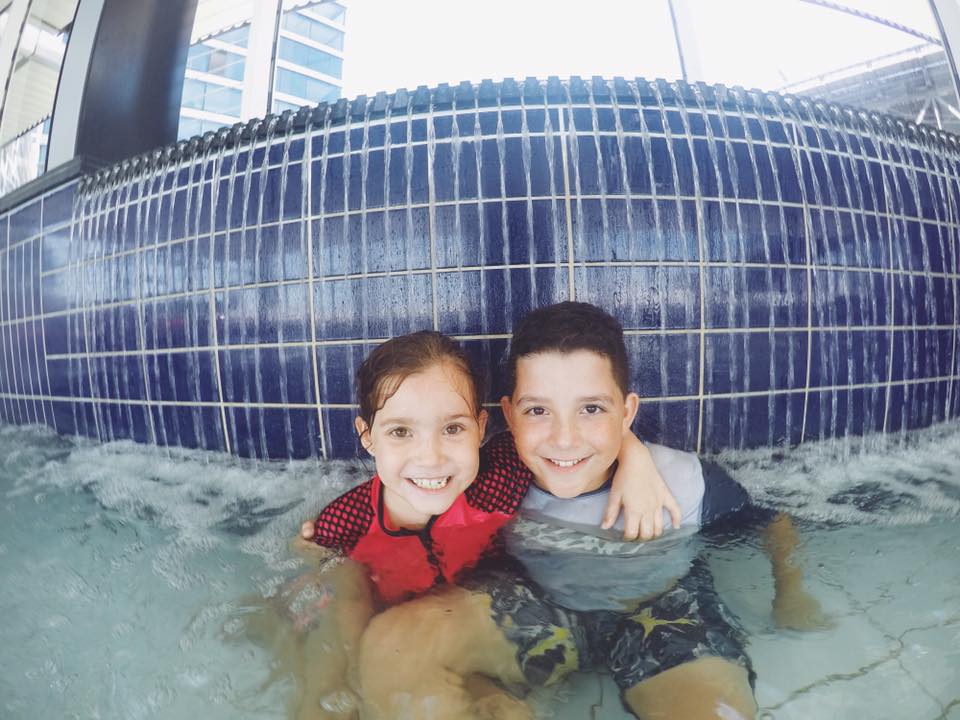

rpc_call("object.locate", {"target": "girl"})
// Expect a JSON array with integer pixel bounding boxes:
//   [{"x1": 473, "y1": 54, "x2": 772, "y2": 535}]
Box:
[{"x1": 284, "y1": 330, "x2": 675, "y2": 719}]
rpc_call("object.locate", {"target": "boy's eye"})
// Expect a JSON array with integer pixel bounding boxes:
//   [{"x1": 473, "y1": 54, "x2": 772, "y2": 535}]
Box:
[
  {"x1": 523, "y1": 406, "x2": 548, "y2": 417},
  {"x1": 583, "y1": 404, "x2": 605, "y2": 415},
  {"x1": 388, "y1": 427, "x2": 411, "y2": 438}
]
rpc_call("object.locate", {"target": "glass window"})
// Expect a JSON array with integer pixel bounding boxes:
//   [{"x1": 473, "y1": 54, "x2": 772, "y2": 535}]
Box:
[
  {"x1": 277, "y1": 37, "x2": 343, "y2": 77},
  {"x1": 0, "y1": 0, "x2": 79, "y2": 195},
  {"x1": 181, "y1": 78, "x2": 243, "y2": 116},
  {"x1": 282, "y1": 11, "x2": 345, "y2": 50},
  {"x1": 275, "y1": 67, "x2": 339, "y2": 103},
  {"x1": 187, "y1": 43, "x2": 246, "y2": 81},
  {"x1": 216, "y1": 24, "x2": 251, "y2": 49},
  {"x1": 301, "y1": 1, "x2": 346, "y2": 25}
]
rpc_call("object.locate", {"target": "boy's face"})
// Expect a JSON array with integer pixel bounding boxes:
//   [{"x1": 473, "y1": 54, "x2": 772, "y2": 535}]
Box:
[{"x1": 501, "y1": 350, "x2": 639, "y2": 498}]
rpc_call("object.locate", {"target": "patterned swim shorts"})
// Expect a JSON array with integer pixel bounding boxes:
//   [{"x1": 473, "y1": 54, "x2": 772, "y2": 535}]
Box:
[{"x1": 465, "y1": 557, "x2": 753, "y2": 692}]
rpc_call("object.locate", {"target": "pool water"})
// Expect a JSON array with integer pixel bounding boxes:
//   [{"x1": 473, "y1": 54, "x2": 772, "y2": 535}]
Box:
[{"x1": 0, "y1": 424, "x2": 958, "y2": 719}]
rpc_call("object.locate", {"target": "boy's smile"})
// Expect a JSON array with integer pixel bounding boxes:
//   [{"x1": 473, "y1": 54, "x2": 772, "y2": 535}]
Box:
[{"x1": 501, "y1": 350, "x2": 639, "y2": 498}]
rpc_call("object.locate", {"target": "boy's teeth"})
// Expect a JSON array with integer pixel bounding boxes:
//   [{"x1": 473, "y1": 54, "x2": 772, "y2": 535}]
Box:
[
  {"x1": 551, "y1": 458, "x2": 583, "y2": 468},
  {"x1": 410, "y1": 477, "x2": 449, "y2": 490}
]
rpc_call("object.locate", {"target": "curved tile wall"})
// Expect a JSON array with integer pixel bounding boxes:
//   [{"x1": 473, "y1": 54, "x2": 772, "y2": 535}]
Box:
[{"x1": 1, "y1": 77, "x2": 958, "y2": 459}]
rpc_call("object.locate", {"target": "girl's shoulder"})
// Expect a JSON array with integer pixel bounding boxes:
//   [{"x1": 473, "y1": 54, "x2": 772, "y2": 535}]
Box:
[{"x1": 313, "y1": 478, "x2": 378, "y2": 552}]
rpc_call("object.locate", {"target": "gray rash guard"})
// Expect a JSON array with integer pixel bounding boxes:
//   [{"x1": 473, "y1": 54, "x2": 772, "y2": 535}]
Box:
[{"x1": 505, "y1": 443, "x2": 749, "y2": 612}]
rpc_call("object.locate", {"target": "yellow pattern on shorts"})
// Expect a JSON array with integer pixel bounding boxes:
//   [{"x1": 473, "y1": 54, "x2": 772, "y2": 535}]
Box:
[
  {"x1": 525, "y1": 626, "x2": 579, "y2": 685},
  {"x1": 629, "y1": 607, "x2": 697, "y2": 639}
]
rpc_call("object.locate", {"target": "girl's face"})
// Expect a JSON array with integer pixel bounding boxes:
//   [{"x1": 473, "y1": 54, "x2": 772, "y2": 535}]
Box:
[{"x1": 355, "y1": 361, "x2": 487, "y2": 529}]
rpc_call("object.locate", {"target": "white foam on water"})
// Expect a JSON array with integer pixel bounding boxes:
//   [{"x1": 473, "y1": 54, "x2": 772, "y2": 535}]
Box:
[{"x1": 717, "y1": 422, "x2": 960, "y2": 525}]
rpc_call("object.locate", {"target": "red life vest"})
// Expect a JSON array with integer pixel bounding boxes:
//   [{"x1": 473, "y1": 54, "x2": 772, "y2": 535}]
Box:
[{"x1": 312, "y1": 432, "x2": 531, "y2": 603}]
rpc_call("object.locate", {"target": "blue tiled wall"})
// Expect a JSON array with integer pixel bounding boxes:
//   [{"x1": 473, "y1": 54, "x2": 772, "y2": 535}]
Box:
[{"x1": 2, "y1": 78, "x2": 959, "y2": 459}]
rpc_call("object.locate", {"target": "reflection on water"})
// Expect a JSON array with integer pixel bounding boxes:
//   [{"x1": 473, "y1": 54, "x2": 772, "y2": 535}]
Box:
[{"x1": 0, "y1": 423, "x2": 958, "y2": 719}]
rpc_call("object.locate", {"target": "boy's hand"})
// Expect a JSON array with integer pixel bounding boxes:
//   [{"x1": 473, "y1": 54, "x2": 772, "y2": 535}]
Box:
[{"x1": 605, "y1": 434, "x2": 681, "y2": 541}]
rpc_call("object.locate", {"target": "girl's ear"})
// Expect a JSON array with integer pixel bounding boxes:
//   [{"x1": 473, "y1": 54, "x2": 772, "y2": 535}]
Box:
[
  {"x1": 354, "y1": 416, "x2": 374, "y2": 456},
  {"x1": 622, "y1": 392, "x2": 640, "y2": 433}
]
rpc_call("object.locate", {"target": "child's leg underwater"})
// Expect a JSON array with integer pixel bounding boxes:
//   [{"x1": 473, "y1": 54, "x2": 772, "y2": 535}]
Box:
[
  {"x1": 357, "y1": 587, "x2": 532, "y2": 720},
  {"x1": 623, "y1": 656, "x2": 756, "y2": 720}
]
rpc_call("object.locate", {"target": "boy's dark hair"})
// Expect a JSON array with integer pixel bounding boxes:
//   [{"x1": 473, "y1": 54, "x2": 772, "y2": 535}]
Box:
[
  {"x1": 506, "y1": 302, "x2": 629, "y2": 396},
  {"x1": 356, "y1": 330, "x2": 484, "y2": 426}
]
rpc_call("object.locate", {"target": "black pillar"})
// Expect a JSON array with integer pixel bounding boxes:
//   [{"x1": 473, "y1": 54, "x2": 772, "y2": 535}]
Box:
[{"x1": 76, "y1": 0, "x2": 198, "y2": 163}]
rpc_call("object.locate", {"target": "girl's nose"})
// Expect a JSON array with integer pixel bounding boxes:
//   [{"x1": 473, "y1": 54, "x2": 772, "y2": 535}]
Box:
[{"x1": 416, "y1": 434, "x2": 444, "y2": 464}]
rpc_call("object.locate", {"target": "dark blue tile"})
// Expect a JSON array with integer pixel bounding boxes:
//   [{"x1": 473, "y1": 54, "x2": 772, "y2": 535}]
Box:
[
  {"x1": 287, "y1": 407, "x2": 322, "y2": 459},
  {"x1": 410, "y1": 145, "x2": 429, "y2": 204},
  {"x1": 51, "y1": 400, "x2": 79, "y2": 435},
  {"x1": 622, "y1": 136, "x2": 652, "y2": 196},
  {"x1": 387, "y1": 122, "x2": 407, "y2": 145},
  {"x1": 708, "y1": 392, "x2": 806, "y2": 450},
  {"x1": 41, "y1": 222, "x2": 73, "y2": 272},
  {"x1": 434, "y1": 202, "x2": 478, "y2": 268},
  {"x1": 671, "y1": 138, "x2": 695, "y2": 196},
  {"x1": 571, "y1": 135, "x2": 600, "y2": 195},
  {"x1": 456, "y1": 141, "x2": 480, "y2": 200},
  {"x1": 634, "y1": 400, "x2": 699, "y2": 451},
  {"x1": 503, "y1": 137, "x2": 528, "y2": 198},
  {"x1": 41, "y1": 269, "x2": 71, "y2": 315},
  {"x1": 10, "y1": 200, "x2": 41, "y2": 242},
  {"x1": 316, "y1": 342, "x2": 368, "y2": 405},
  {"x1": 385, "y1": 146, "x2": 409, "y2": 206},
  {"x1": 460, "y1": 336, "x2": 511, "y2": 401},
  {"x1": 347, "y1": 153, "x2": 364, "y2": 212},
  {"x1": 315, "y1": 273, "x2": 434, "y2": 340},
  {"x1": 891, "y1": 329, "x2": 953, "y2": 382},
  {"x1": 324, "y1": 407, "x2": 361, "y2": 459},
  {"x1": 42, "y1": 184, "x2": 76, "y2": 230},
  {"x1": 650, "y1": 137, "x2": 674, "y2": 195},
  {"x1": 729, "y1": 142, "x2": 757, "y2": 199},
  {"x1": 629, "y1": 332, "x2": 699, "y2": 397},
  {"x1": 577, "y1": 265, "x2": 700, "y2": 330},
  {"x1": 436, "y1": 267, "x2": 567, "y2": 335},
  {"x1": 480, "y1": 139, "x2": 503, "y2": 199},
  {"x1": 705, "y1": 267, "x2": 807, "y2": 328},
  {"x1": 652, "y1": 199, "x2": 699, "y2": 262},
  {"x1": 706, "y1": 331, "x2": 807, "y2": 395},
  {"x1": 810, "y1": 329, "x2": 889, "y2": 388},
  {"x1": 268, "y1": 137, "x2": 305, "y2": 164}
]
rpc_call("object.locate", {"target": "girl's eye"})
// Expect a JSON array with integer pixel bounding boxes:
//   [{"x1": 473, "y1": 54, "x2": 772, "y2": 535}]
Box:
[
  {"x1": 523, "y1": 406, "x2": 547, "y2": 417},
  {"x1": 388, "y1": 427, "x2": 411, "y2": 438},
  {"x1": 444, "y1": 423, "x2": 465, "y2": 436}
]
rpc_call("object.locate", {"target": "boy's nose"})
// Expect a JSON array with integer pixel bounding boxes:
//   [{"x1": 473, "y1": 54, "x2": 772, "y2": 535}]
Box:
[{"x1": 550, "y1": 416, "x2": 579, "y2": 448}]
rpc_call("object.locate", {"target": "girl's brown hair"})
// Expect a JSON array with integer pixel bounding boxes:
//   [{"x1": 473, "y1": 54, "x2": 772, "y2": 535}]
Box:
[{"x1": 356, "y1": 330, "x2": 484, "y2": 427}]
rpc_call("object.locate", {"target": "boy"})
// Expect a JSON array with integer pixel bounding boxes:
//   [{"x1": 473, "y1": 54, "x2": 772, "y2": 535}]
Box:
[{"x1": 358, "y1": 302, "x2": 827, "y2": 720}]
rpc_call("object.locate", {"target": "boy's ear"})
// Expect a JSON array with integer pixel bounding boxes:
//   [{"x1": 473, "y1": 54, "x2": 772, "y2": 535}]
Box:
[
  {"x1": 477, "y1": 408, "x2": 489, "y2": 437},
  {"x1": 622, "y1": 392, "x2": 640, "y2": 433},
  {"x1": 499, "y1": 396, "x2": 515, "y2": 429},
  {"x1": 354, "y1": 416, "x2": 374, "y2": 455}
]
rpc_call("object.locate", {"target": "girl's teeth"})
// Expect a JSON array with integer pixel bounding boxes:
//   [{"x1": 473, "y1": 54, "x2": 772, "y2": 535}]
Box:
[
  {"x1": 551, "y1": 458, "x2": 582, "y2": 468},
  {"x1": 410, "y1": 477, "x2": 449, "y2": 490}
]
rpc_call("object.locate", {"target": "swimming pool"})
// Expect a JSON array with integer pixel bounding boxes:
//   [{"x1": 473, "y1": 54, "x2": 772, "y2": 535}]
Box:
[{"x1": 0, "y1": 422, "x2": 957, "y2": 719}]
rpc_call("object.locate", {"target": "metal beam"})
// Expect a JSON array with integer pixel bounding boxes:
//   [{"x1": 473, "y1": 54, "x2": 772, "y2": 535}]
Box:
[
  {"x1": 0, "y1": 0, "x2": 31, "y2": 119},
  {"x1": 929, "y1": 0, "x2": 960, "y2": 109}
]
